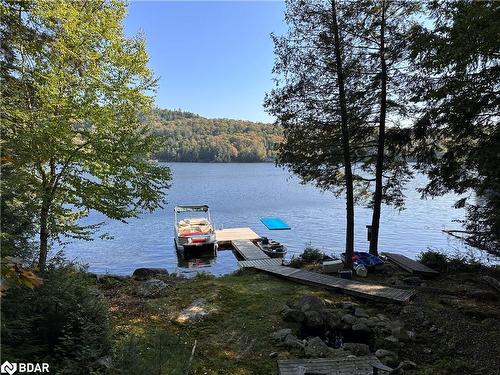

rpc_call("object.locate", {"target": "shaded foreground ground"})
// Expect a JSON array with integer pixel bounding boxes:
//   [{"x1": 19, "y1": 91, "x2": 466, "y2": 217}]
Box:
[{"x1": 100, "y1": 268, "x2": 500, "y2": 374}]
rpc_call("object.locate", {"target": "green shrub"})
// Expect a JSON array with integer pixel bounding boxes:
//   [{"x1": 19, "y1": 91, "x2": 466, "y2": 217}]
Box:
[
  {"x1": 289, "y1": 256, "x2": 305, "y2": 269},
  {"x1": 289, "y1": 246, "x2": 325, "y2": 268},
  {"x1": 418, "y1": 250, "x2": 449, "y2": 272},
  {"x1": 1, "y1": 263, "x2": 111, "y2": 374},
  {"x1": 418, "y1": 249, "x2": 484, "y2": 273},
  {"x1": 301, "y1": 246, "x2": 324, "y2": 263},
  {"x1": 111, "y1": 329, "x2": 192, "y2": 375}
]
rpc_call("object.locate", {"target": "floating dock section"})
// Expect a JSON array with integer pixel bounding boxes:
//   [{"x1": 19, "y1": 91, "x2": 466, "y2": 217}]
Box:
[
  {"x1": 232, "y1": 240, "x2": 270, "y2": 260},
  {"x1": 382, "y1": 252, "x2": 439, "y2": 276},
  {"x1": 215, "y1": 228, "x2": 260, "y2": 245}
]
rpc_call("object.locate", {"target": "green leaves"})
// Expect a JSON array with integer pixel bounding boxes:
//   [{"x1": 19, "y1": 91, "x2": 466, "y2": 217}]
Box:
[
  {"x1": 1, "y1": 0, "x2": 171, "y2": 268},
  {"x1": 410, "y1": 0, "x2": 499, "y2": 253}
]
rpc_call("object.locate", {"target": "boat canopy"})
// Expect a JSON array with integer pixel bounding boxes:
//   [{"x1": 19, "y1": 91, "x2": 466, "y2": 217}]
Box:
[{"x1": 174, "y1": 205, "x2": 210, "y2": 213}]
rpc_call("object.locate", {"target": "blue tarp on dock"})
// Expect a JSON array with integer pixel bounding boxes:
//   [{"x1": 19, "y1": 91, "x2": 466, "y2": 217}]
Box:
[{"x1": 260, "y1": 217, "x2": 291, "y2": 230}]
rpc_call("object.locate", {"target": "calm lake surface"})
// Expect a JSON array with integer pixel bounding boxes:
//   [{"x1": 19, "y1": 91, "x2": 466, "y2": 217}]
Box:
[{"x1": 63, "y1": 162, "x2": 491, "y2": 276}]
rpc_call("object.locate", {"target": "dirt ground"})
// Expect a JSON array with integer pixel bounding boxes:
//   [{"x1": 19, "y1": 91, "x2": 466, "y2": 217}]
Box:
[{"x1": 99, "y1": 264, "x2": 500, "y2": 375}]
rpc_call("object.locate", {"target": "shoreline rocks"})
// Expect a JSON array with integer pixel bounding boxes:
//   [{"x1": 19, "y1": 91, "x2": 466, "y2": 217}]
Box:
[
  {"x1": 375, "y1": 348, "x2": 399, "y2": 367},
  {"x1": 275, "y1": 295, "x2": 420, "y2": 371},
  {"x1": 132, "y1": 267, "x2": 169, "y2": 281},
  {"x1": 175, "y1": 298, "x2": 210, "y2": 324},
  {"x1": 136, "y1": 278, "x2": 169, "y2": 298}
]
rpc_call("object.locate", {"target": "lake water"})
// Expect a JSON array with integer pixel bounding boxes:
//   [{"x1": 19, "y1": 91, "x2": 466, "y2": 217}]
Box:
[{"x1": 63, "y1": 162, "x2": 491, "y2": 276}]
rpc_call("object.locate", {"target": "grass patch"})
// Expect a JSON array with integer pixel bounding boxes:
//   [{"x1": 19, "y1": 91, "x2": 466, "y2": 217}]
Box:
[
  {"x1": 101, "y1": 266, "x2": 500, "y2": 375},
  {"x1": 112, "y1": 329, "x2": 191, "y2": 375},
  {"x1": 104, "y1": 269, "x2": 336, "y2": 374}
]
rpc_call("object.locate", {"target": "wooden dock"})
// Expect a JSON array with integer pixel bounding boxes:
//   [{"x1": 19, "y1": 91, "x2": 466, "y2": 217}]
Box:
[
  {"x1": 238, "y1": 258, "x2": 282, "y2": 267},
  {"x1": 278, "y1": 356, "x2": 392, "y2": 375},
  {"x1": 382, "y1": 252, "x2": 438, "y2": 276},
  {"x1": 232, "y1": 239, "x2": 269, "y2": 260},
  {"x1": 241, "y1": 262, "x2": 414, "y2": 304},
  {"x1": 215, "y1": 227, "x2": 260, "y2": 244},
  {"x1": 218, "y1": 230, "x2": 414, "y2": 303}
]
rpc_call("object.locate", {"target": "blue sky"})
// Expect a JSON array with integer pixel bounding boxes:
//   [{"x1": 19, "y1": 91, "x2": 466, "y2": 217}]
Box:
[{"x1": 124, "y1": 1, "x2": 286, "y2": 123}]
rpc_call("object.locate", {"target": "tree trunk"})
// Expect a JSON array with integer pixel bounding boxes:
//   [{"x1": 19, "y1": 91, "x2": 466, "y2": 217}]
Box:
[
  {"x1": 38, "y1": 199, "x2": 50, "y2": 272},
  {"x1": 369, "y1": 1, "x2": 387, "y2": 256},
  {"x1": 331, "y1": 0, "x2": 354, "y2": 269}
]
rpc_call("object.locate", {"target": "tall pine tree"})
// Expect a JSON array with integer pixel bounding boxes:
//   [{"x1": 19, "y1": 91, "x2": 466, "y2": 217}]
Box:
[
  {"x1": 265, "y1": 0, "x2": 376, "y2": 267},
  {"x1": 410, "y1": 0, "x2": 499, "y2": 254}
]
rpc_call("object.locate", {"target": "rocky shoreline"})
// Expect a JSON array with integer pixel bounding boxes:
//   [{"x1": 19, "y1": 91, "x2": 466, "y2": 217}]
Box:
[
  {"x1": 95, "y1": 260, "x2": 500, "y2": 374},
  {"x1": 273, "y1": 295, "x2": 416, "y2": 371}
]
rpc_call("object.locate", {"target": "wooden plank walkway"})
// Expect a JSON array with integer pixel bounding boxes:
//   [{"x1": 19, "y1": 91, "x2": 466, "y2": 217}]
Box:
[
  {"x1": 215, "y1": 228, "x2": 260, "y2": 244},
  {"x1": 232, "y1": 239, "x2": 269, "y2": 260},
  {"x1": 278, "y1": 356, "x2": 392, "y2": 375},
  {"x1": 382, "y1": 252, "x2": 438, "y2": 275},
  {"x1": 238, "y1": 258, "x2": 282, "y2": 268},
  {"x1": 243, "y1": 263, "x2": 414, "y2": 304}
]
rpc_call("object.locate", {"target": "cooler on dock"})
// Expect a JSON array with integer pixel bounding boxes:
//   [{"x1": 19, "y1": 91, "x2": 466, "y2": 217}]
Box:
[
  {"x1": 322, "y1": 260, "x2": 343, "y2": 274},
  {"x1": 338, "y1": 270, "x2": 353, "y2": 280}
]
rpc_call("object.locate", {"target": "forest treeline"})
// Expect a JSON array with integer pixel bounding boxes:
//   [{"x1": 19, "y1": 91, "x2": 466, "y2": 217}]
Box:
[{"x1": 151, "y1": 109, "x2": 282, "y2": 162}]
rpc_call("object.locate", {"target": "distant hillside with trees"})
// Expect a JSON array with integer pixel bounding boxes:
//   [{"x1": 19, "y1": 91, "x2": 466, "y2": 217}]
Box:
[{"x1": 151, "y1": 109, "x2": 282, "y2": 162}]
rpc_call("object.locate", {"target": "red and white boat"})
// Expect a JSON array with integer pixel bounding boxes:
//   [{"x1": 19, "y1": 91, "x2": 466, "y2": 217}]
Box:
[{"x1": 174, "y1": 205, "x2": 217, "y2": 254}]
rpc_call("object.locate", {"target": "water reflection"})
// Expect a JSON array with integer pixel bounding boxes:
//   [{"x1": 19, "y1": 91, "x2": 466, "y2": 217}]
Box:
[{"x1": 176, "y1": 243, "x2": 217, "y2": 268}]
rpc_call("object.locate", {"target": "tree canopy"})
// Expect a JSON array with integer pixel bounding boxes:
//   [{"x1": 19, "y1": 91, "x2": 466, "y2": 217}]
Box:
[
  {"x1": 410, "y1": 0, "x2": 500, "y2": 254},
  {"x1": 152, "y1": 109, "x2": 282, "y2": 162},
  {"x1": 1, "y1": 0, "x2": 171, "y2": 270},
  {"x1": 265, "y1": 0, "x2": 418, "y2": 262}
]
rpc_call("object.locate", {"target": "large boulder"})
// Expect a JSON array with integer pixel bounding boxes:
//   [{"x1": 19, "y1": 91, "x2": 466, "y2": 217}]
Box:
[
  {"x1": 282, "y1": 334, "x2": 305, "y2": 350},
  {"x1": 352, "y1": 322, "x2": 371, "y2": 334},
  {"x1": 360, "y1": 317, "x2": 377, "y2": 328},
  {"x1": 92, "y1": 355, "x2": 113, "y2": 371},
  {"x1": 391, "y1": 326, "x2": 410, "y2": 342},
  {"x1": 466, "y1": 289, "x2": 498, "y2": 301},
  {"x1": 354, "y1": 307, "x2": 369, "y2": 318},
  {"x1": 402, "y1": 276, "x2": 422, "y2": 286},
  {"x1": 383, "y1": 336, "x2": 400, "y2": 351},
  {"x1": 340, "y1": 301, "x2": 358, "y2": 311},
  {"x1": 175, "y1": 298, "x2": 209, "y2": 324},
  {"x1": 297, "y1": 296, "x2": 325, "y2": 312},
  {"x1": 271, "y1": 328, "x2": 293, "y2": 342},
  {"x1": 342, "y1": 314, "x2": 357, "y2": 325},
  {"x1": 136, "y1": 278, "x2": 168, "y2": 298},
  {"x1": 396, "y1": 360, "x2": 418, "y2": 371},
  {"x1": 133, "y1": 268, "x2": 168, "y2": 281},
  {"x1": 343, "y1": 342, "x2": 370, "y2": 356},
  {"x1": 375, "y1": 349, "x2": 399, "y2": 367},
  {"x1": 305, "y1": 336, "x2": 330, "y2": 357},
  {"x1": 322, "y1": 310, "x2": 344, "y2": 330},
  {"x1": 304, "y1": 310, "x2": 324, "y2": 329},
  {"x1": 281, "y1": 305, "x2": 306, "y2": 323}
]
